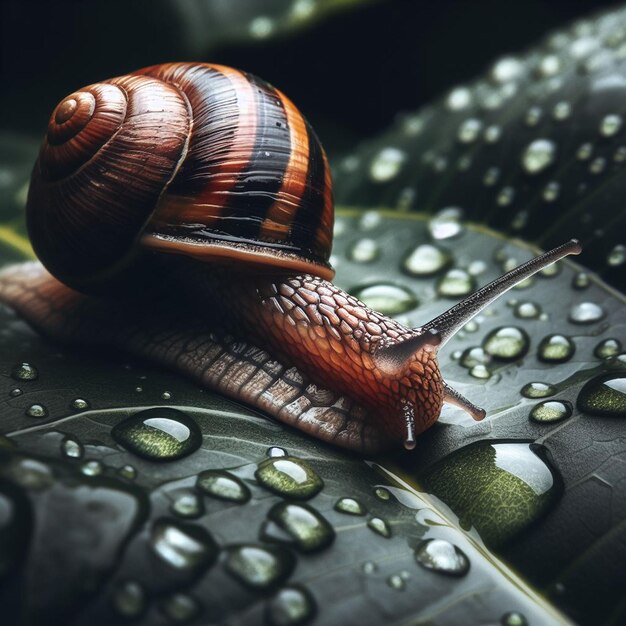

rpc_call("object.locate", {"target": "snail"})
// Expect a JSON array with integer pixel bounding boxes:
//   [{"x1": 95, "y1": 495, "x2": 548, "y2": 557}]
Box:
[{"x1": 0, "y1": 62, "x2": 581, "y2": 453}]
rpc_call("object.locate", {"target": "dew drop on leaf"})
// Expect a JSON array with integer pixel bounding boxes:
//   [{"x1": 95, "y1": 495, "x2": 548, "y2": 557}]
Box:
[
  {"x1": 224, "y1": 544, "x2": 295, "y2": 590},
  {"x1": 414, "y1": 539, "x2": 470, "y2": 576},
  {"x1": 197, "y1": 470, "x2": 250, "y2": 503},
  {"x1": 255, "y1": 457, "x2": 323, "y2": 500},
  {"x1": 334, "y1": 497, "x2": 366, "y2": 516},
  {"x1": 577, "y1": 374, "x2": 626, "y2": 417},
  {"x1": 266, "y1": 585, "x2": 316, "y2": 626},
  {"x1": 530, "y1": 400, "x2": 573, "y2": 423}
]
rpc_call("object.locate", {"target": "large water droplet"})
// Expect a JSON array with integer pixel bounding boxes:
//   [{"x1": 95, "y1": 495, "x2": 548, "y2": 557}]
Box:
[
  {"x1": 483, "y1": 327, "x2": 530, "y2": 360},
  {"x1": 11, "y1": 362, "x2": 38, "y2": 381},
  {"x1": 421, "y1": 442, "x2": 562, "y2": 547},
  {"x1": 224, "y1": 544, "x2": 295, "y2": 590},
  {"x1": 266, "y1": 585, "x2": 316, "y2": 626},
  {"x1": 196, "y1": 470, "x2": 250, "y2": 503},
  {"x1": 577, "y1": 375, "x2": 626, "y2": 417},
  {"x1": 334, "y1": 497, "x2": 366, "y2": 516},
  {"x1": 150, "y1": 519, "x2": 217, "y2": 571},
  {"x1": 350, "y1": 283, "x2": 418, "y2": 316},
  {"x1": 530, "y1": 400, "x2": 573, "y2": 423},
  {"x1": 521, "y1": 382, "x2": 557, "y2": 399},
  {"x1": 255, "y1": 457, "x2": 323, "y2": 500},
  {"x1": 414, "y1": 539, "x2": 470, "y2": 576},
  {"x1": 569, "y1": 302, "x2": 605, "y2": 324},
  {"x1": 436, "y1": 269, "x2": 476, "y2": 298},
  {"x1": 521, "y1": 139, "x2": 556, "y2": 174},
  {"x1": 403, "y1": 244, "x2": 451, "y2": 277},
  {"x1": 538, "y1": 334, "x2": 575, "y2": 363},
  {"x1": 112, "y1": 408, "x2": 201, "y2": 461},
  {"x1": 262, "y1": 502, "x2": 335, "y2": 552}
]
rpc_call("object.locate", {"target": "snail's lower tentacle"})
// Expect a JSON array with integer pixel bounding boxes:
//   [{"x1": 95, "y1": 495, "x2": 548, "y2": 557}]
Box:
[{"x1": 0, "y1": 262, "x2": 388, "y2": 453}]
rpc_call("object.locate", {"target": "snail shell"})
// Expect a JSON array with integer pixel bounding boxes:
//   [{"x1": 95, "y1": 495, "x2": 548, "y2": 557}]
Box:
[{"x1": 27, "y1": 63, "x2": 334, "y2": 292}]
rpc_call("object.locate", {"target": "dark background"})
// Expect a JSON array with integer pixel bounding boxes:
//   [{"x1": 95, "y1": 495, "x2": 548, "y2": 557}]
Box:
[{"x1": 0, "y1": 0, "x2": 611, "y2": 153}]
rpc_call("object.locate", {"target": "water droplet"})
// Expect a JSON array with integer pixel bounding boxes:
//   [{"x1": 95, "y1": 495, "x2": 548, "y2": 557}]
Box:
[
  {"x1": 111, "y1": 580, "x2": 145, "y2": 619},
  {"x1": 9, "y1": 388, "x2": 22, "y2": 397},
  {"x1": 471, "y1": 364, "x2": 492, "y2": 379},
  {"x1": 514, "y1": 302, "x2": 542, "y2": 319},
  {"x1": 521, "y1": 382, "x2": 557, "y2": 399},
  {"x1": 334, "y1": 497, "x2": 366, "y2": 516},
  {"x1": 538, "y1": 334, "x2": 575, "y2": 363},
  {"x1": 9, "y1": 458, "x2": 52, "y2": 490},
  {"x1": 538, "y1": 54, "x2": 561, "y2": 77},
  {"x1": 460, "y1": 347, "x2": 491, "y2": 369},
  {"x1": 522, "y1": 139, "x2": 556, "y2": 174},
  {"x1": 255, "y1": 457, "x2": 323, "y2": 500},
  {"x1": 572, "y1": 272, "x2": 590, "y2": 290},
  {"x1": 171, "y1": 492, "x2": 204, "y2": 519},
  {"x1": 375, "y1": 487, "x2": 391, "y2": 501},
  {"x1": 387, "y1": 574, "x2": 405, "y2": 590},
  {"x1": 608, "y1": 244, "x2": 626, "y2": 266},
  {"x1": 268, "y1": 446, "x2": 287, "y2": 458},
  {"x1": 348, "y1": 238, "x2": 380, "y2": 263},
  {"x1": 421, "y1": 442, "x2": 562, "y2": 546},
  {"x1": 589, "y1": 156, "x2": 606, "y2": 174},
  {"x1": 266, "y1": 585, "x2": 316, "y2": 626},
  {"x1": 225, "y1": 544, "x2": 294, "y2": 590},
  {"x1": 497, "y1": 186, "x2": 515, "y2": 206},
  {"x1": 62, "y1": 437, "x2": 83, "y2": 459},
  {"x1": 362, "y1": 561, "x2": 377, "y2": 574},
  {"x1": 161, "y1": 391, "x2": 172, "y2": 400},
  {"x1": 262, "y1": 502, "x2": 335, "y2": 552},
  {"x1": 197, "y1": 470, "x2": 250, "y2": 503},
  {"x1": 492, "y1": 57, "x2": 523, "y2": 83},
  {"x1": 150, "y1": 519, "x2": 217, "y2": 571},
  {"x1": 595, "y1": 338, "x2": 622, "y2": 359},
  {"x1": 71, "y1": 398, "x2": 89, "y2": 411},
  {"x1": 350, "y1": 283, "x2": 418, "y2": 316},
  {"x1": 359, "y1": 210, "x2": 383, "y2": 231},
  {"x1": 81, "y1": 460, "x2": 104, "y2": 476},
  {"x1": 553, "y1": 101, "x2": 572, "y2": 120},
  {"x1": 483, "y1": 327, "x2": 529, "y2": 360},
  {"x1": 415, "y1": 539, "x2": 470, "y2": 576},
  {"x1": 457, "y1": 118, "x2": 483, "y2": 144},
  {"x1": 25, "y1": 404, "x2": 47, "y2": 419},
  {"x1": 600, "y1": 114, "x2": 622, "y2": 137},
  {"x1": 428, "y1": 207, "x2": 465, "y2": 240},
  {"x1": 446, "y1": 87, "x2": 472, "y2": 110},
  {"x1": 577, "y1": 375, "x2": 626, "y2": 417},
  {"x1": 367, "y1": 517, "x2": 391, "y2": 538},
  {"x1": 249, "y1": 16, "x2": 274, "y2": 39},
  {"x1": 577, "y1": 142, "x2": 593, "y2": 160},
  {"x1": 369, "y1": 147, "x2": 406, "y2": 182},
  {"x1": 436, "y1": 269, "x2": 475, "y2": 298},
  {"x1": 484, "y1": 125, "x2": 502, "y2": 143},
  {"x1": 501, "y1": 611, "x2": 528, "y2": 626},
  {"x1": 569, "y1": 302, "x2": 605, "y2": 324},
  {"x1": 530, "y1": 400, "x2": 573, "y2": 423},
  {"x1": 525, "y1": 106, "x2": 542, "y2": 127},
  {"x1": 118, "y1": 464, "x2": 137, "y2": 480},
  {"x1": 11, "y1": 362, "x2": 38, "y2": 381},
  {"x1": 159, "y1": 593, "x2": 200, "y2": 623},
  {"x1": 402, "y1": 244, "x2": 451, "y2": 277},
  {"x1": 483, "y1": 166, "x2": 500, "y2": 186},
  {"x1": 112, "y1": 408, "x2": 202, "y2": 462},
  {"x1": 614, "y1": 146, "x2": 626, "y2": 162}
]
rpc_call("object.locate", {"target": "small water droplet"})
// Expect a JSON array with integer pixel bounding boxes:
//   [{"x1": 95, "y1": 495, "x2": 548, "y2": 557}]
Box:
[
  {"x1": 255, "y1": 457, "x2": 323, "y2": 500},
  {"x1": 11, "y1": 362, "x2": 38, "y2": 381},
  {"x1": 266, "y1": 585, "x2": 316, "y2": 626},
  {"x1": 538, "y1": 54, "x2": 561, "y2": 77},
  {"x1": 375, "y1": 487, "x2": 391, "y2": 501},
  {"x1": 436, "y1": 269, "x2": 475, "y2": 298},
  {"x1": 577, "y1": 374, "x2": 626, "y2": 417},
  {"x1": 262, "y1": 502, "x2": 335, "y2": 552},
  {"x1": 348, "y1": 238, "x2": 380, "y2": 263},
  {"x1": 112, "y1": 408, "x2": 202, "y2": 462},
  {"x1": 501, "y1": 611, "x2": 528, "y2": 626},
  {"x1": 457, "y1": 118, "x2": 482, "y2": 144},
  {"x1": 577, "y1": 142, "x2": 593, "y2": 160},
  {"x1": 225, "y1": 544, "x2": 294, "y2": 590},
  {"x1": 483, "y1": 166, "x2": 500, "y2": 186},
  {"x1": 569, "y1": 302, "x2": 605, "y2": 324},
  {"x1": 446, "y1": 87, "x2": 472, "y2": 110},
  {"x1": 81, "y1": 460, "x2": 103, "y2": 476},
  {"x1": 171, "y1": 492, "x2": 204, "y2": 519},
  {"x1": 608, "y1": 244, "x2": 626, "y2": 266},
  {"x1": 367, "y1": 517, "x2": 391, "y2": 538},
  {"x1": 600, "y1": 114, "x2": 622, "y2": 137},
  {"x1": 428, "y1": 207, "x2": 465, "y2": 240},
  {"x1": 350, "y1": 283, "x2": 418, "y2": 316},
  {"x1": 387, "y1": 574, "x2": 405, "y2": 590},
  {"x1": 334, "y1": 497, "x2": 367, "y2": 516},
  {"x1": 415, "y1": 539, "x2": 470, "y2": 576},
  {"x1": 595, "y1": 338, "x2": 622, "y2": 359},
  {"x1": 470, "y1": 364, "x2": 492, "y2": 379},
  {"x1": 159, "y1": 593, "x2": 200, "y2": 623},
  {"x1": 614, "y1": 146, "x2": 626, "y2": 162},
  {"x1": 497, "y1": 186, "x2": 515, "y2": 206},
  {"x1": 118, "y1": 464, "x2": 137, "y2": 480},
  {"x1": 161, "y1": 391, "x2": 172, "y2": 400},
  {"x1": 514, "y1": 302, "x2": 542, "y2": 320},
  {"x1": 484, "y1": 125, "x2": 502, "y2": 143},
  {"x1": 483, "y1": 327, "x2": 530, "y2": 360},
  {"x1": 150, "y1": 519, "x2": 217, "y2": 571},
  {"x1": 249, "y1": 16, "x2": 274, "y2": 39},
  {"x1": 492, "y1": 57, "x2": 523, "y2": 83},
  {"x1": 530, "y1": 400, "x2": 573, "y2": 423},
  {"x1": 62, "y1": 437, "x2": 83, "y2": 459},
  {"x1": 538, "y1": 334, "x2": 575, "y2": 363},
  {"x1": 267, "y1": 446, "x2": 287, "y2": 458},
  {"x1": 460, "y1": 347, "x2": 491, "y2": 369},
  {"x1": 521, "y1": 139, "x2": 556, "y2": 174},
  {"x1": 369, "y1": 147, "x2": 406, "y2": 182},
  {"x1": 521, "y1": 382, "x2": 557, "y2": 399},
  {"x1": 572, "y1": 272, "x2": 590, "y2": 290},
  {"x1": 402, "y1": 244, "x2": 451, "y2": 277},
  {"x1": 111, "y1": 580, "x2": 146, "y2": 619},
  {"x1": 25, "y1": 404, "x2": 47, "y2": 419},
  {"x1": 362, "y1": 561, "x2": 377, "y2": 574},
  {"x1": 543, "y1": 181, "x2": 560, "y2": 202},
  {"x1": 197, "y1": 470, "x2": 251, "y2": 503},
  {"x1": 553, "y1": 101, "x2": 572, "y2": 120},
  {"x1": 589, "y1": 156, "x2": 606, "y2": 174},
  {"x1": 9, "y1": 388, "x2": 22, "y2": 397},
  {"x1": 71, "y1": 398, "x2": 89, "y2": 411},
  {"x1": 525, "y1": 106, "x2": 542, "y2": 127}
]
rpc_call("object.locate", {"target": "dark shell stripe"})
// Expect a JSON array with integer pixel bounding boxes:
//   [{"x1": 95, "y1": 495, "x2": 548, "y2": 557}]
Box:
[{"x1": 0, "y1": 263, "x2": 383, "y2": 453}]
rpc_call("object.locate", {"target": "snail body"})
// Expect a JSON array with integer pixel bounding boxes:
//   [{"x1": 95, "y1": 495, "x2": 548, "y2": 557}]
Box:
[{"x1": 0, "y1": 63, "x2": 581, "y2": 452}]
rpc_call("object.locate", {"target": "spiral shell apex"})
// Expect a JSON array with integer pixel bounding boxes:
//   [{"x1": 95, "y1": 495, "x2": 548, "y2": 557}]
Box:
[{"x1": 26, "y1": 62, "x2": 335, "y2": 293}]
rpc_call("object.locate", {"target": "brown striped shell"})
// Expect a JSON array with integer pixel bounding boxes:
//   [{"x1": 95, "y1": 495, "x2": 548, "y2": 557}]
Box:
[{"x1": 26, "y1": 62, "x2": 335, "y2": 293}]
